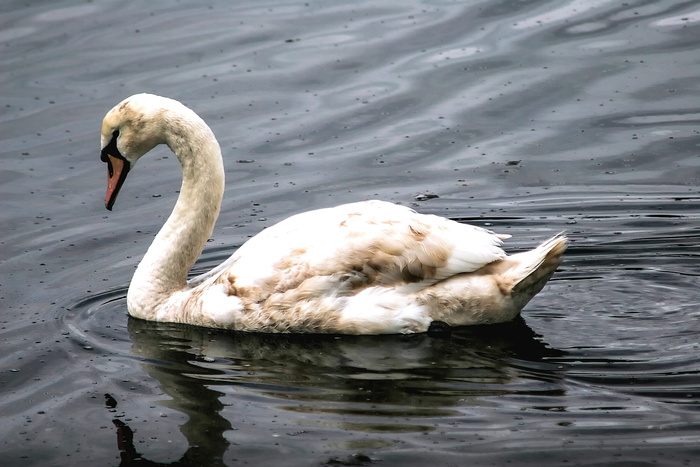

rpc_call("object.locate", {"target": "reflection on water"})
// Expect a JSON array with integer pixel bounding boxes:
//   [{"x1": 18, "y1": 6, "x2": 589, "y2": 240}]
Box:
[
  {"x1": 111, "y1": 316, "x2": 562, "y2": 464},
  {"x1": 110, "y1": 319, "x2": 233, "y2": 466}
]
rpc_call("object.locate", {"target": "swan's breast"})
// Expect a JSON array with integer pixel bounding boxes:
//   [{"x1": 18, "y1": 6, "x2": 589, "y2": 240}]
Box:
[{"x1": 186, "y1": 283, "x2": 246, "y2": 327}]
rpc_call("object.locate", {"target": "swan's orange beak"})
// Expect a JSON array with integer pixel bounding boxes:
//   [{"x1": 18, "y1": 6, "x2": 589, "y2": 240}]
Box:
[{"x1": 104, "y1": 153, "x2": 130, "y2": 211}]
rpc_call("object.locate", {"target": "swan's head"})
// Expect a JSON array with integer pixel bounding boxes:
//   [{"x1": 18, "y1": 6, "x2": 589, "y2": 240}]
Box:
[{"x1": 100, "y1": 93, "x2": 180, "y2": 210}]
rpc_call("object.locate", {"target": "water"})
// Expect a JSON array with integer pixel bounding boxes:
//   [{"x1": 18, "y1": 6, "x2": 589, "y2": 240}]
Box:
[{"x1": 2, "y1": 0, "x2": 699, "y2": 465}]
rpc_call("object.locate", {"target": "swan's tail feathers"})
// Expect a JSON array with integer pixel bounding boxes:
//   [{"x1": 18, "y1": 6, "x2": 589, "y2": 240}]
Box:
[{"x1": 507, "y1": 233, "x2": 567, "y2": 303}]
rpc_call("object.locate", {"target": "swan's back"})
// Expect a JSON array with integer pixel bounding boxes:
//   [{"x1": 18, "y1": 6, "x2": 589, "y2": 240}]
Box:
[{"x1": 214, "y1": 200, "x2": 507, "y2": 296}]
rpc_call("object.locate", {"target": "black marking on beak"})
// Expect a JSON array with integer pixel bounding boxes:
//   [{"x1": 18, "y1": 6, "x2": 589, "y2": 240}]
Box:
[
  {"x1": 101, "y1": 130, "x2": 131, "y2": 211},
  {"x1": 101, "y1": 130, "x2": 120, "y2": 163}
]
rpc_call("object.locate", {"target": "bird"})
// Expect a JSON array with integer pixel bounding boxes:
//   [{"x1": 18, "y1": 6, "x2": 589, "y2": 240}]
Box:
[{"x1": 100, "y1": 93, "x2": 567, "y2": 334}]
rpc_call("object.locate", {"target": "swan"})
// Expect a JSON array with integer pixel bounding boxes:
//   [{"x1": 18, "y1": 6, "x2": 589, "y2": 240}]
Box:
[{"x1": 100, "y1": 93, "x2": 567, "y2": 334}]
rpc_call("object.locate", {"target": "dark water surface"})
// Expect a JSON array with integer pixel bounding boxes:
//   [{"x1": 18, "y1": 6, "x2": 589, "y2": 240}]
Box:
[{"x1": 2, "y1": 1, "x2": 700, "y2": 465}]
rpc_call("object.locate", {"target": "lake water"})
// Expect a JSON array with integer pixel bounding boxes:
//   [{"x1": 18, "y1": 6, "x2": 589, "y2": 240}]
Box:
[{"x1": 2, "y1": 0, "x2": 699, "y2": 465}]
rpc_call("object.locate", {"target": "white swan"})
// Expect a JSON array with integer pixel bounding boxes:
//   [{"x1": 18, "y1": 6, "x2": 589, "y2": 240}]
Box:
[{"x1": 100, "y1": 94, "x2": 567, "y2": 334}]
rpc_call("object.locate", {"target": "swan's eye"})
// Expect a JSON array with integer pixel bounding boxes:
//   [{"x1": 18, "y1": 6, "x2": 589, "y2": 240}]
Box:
[{"x1": 100, "y1": 130, "x2": 120, "y2": 163}]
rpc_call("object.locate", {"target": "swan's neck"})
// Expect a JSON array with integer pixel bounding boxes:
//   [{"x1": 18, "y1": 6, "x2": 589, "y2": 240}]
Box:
[{"x1": 127, "y1": 115, "x2": 224, "y2": 318}]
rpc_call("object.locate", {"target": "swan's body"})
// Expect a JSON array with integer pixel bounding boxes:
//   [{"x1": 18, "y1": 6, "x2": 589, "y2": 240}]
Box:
[{"x1": 100, "y1": 94, "x2": 566, "y2": 334}]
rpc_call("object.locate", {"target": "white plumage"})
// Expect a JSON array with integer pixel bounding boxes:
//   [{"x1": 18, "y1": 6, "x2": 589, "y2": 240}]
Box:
[{"x1": 100, "y1": 94, "x2": 567, "y2": 334}]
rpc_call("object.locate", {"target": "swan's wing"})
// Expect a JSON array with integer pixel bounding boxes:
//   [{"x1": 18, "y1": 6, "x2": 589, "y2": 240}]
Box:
[
  {"x1": 203, "y1": 200, "x2": 506, "y2": 299},
  {"x1": 188, "y1": 248, "x2": 241, "y2": 287}
]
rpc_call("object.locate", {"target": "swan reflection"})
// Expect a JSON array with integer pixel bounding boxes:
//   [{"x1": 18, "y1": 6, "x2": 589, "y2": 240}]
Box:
[{"x1": 108, "y1": 316, "x2": 564, "y2": 464}]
